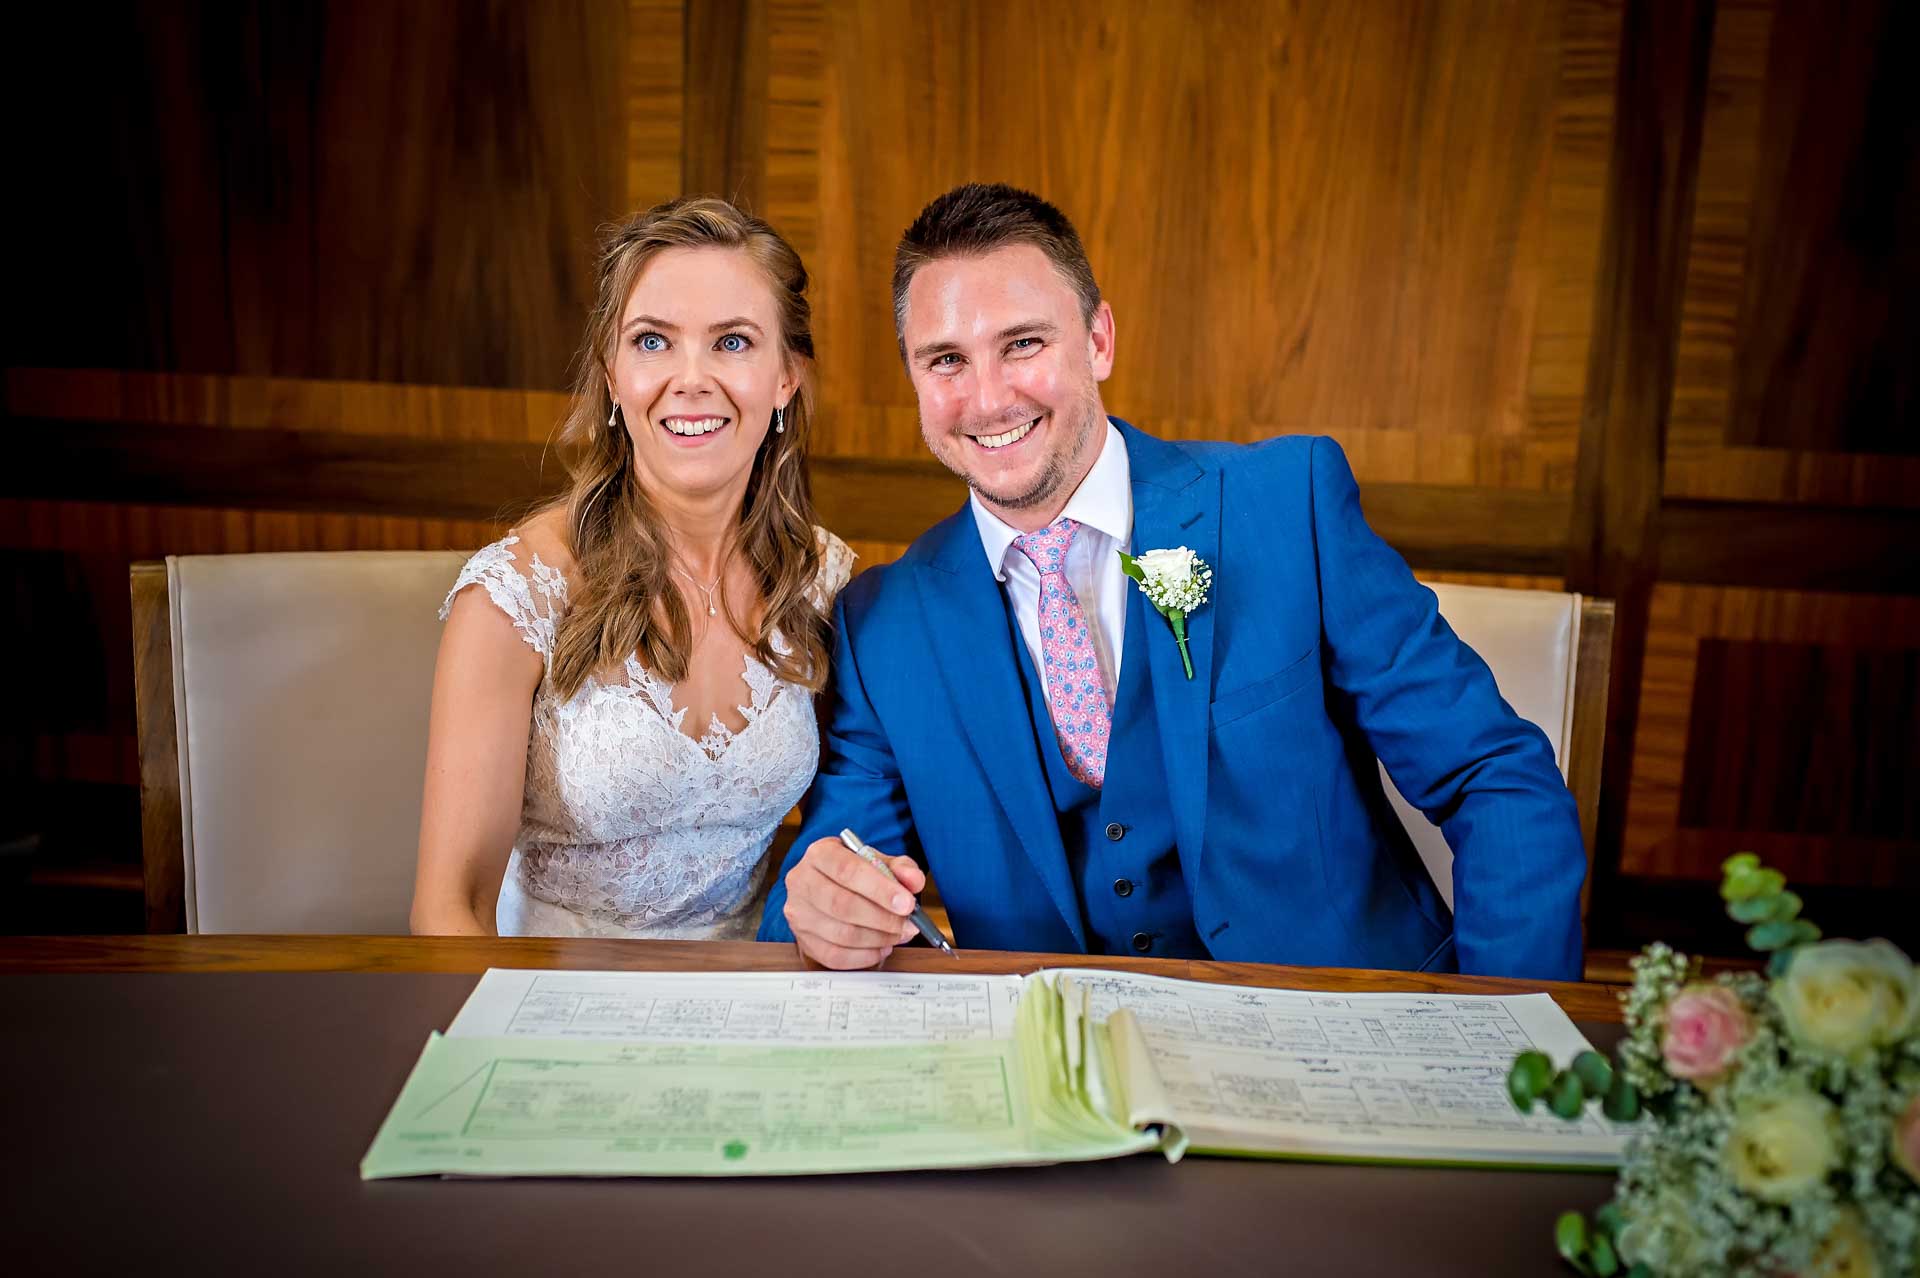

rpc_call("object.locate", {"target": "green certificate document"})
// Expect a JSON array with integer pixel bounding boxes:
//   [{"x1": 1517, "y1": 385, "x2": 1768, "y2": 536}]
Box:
[{"x1": 361, "y1": 974, "x2": 1174, "y2": 1178}]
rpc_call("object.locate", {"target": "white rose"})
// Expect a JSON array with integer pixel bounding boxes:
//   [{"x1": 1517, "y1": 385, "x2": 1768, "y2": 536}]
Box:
[
  {"x1": 1136, "y1": 548, "x2": 1195, "y2": 587},
  {"x1": 1724, "y1": 1090, "x2": 1839, "y2": 1202},
  {"x1": 1772, "y1": 938, "x2": 1920, "y2": 1059}
]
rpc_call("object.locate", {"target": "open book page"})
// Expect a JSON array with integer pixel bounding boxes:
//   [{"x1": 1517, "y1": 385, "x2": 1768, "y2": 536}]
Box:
[
  {"x1": 362, "y1": 972, "x2": 1166, "y2": 1180},
  {"x1": 447, "y1": 968, "x2": 1025, "y2": 1044},
  {"x1": 1052, "y1": 970, "x2": 1628, "y2": 1168}
]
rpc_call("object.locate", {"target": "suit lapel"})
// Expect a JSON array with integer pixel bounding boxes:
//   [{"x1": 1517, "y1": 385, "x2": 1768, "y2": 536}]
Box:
[
  {"x1": 1120, "y1": 422, "x2": 1219, "y2": 897},
  {"x1": 913, "y1": 513, "x2": 1085, "y2": 949}
]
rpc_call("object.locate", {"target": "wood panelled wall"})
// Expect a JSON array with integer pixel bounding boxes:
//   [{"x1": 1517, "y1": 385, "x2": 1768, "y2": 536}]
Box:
[{"x1": 3, "y1": 0, "x2": 1915, "y2": 947}]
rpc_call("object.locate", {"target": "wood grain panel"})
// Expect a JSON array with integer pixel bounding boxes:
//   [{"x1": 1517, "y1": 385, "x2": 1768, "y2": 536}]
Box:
[
  {"x1": 1659, "y1": 500, "x2": 1920, "y2": 595},
  {"x1": 1679, "y1": 639, "x2": 1917, "y2": 838},
  {"x1": 1728, "y1": 0, "x2": 1917, "y2": 455},
  {"x1": 629, "y1": 0, "x2": 687, "y2": 208},
  {"x1": 1623, "y1": 583, "x2": 1920, "y2": 890},
  {"x1": 1565, "y1": 0, "x2": 1718, "y2": 938},
  {"x1": 129, "y1": 563, "x2": 184, "y2": 933},
  {"x1": 9, "y1": 1, "x2": 627, "y2": 389},
  {"x1": 799, "y1": 0, "x2": 1615, "y2": 494},
  {"x1": 1664, "y1": 0, "x2": 1920, "y2": 503},
  {"x1": 683, "y1": 0, "x2": 767, "y2": 207}
]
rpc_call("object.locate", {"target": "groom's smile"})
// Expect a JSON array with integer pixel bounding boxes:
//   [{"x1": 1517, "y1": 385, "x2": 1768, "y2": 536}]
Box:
[
  {"x1": 970, "y1": 412, "x2": 1044, "y2": 451},
  {"x1": 903, "y1": 244, "x2": 1116, "y2": 531}
]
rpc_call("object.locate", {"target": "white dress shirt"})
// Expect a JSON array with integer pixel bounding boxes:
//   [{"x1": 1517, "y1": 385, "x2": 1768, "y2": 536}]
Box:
[{"x1": 970, "y1": 420, "x2": 1133, "y2": 706}]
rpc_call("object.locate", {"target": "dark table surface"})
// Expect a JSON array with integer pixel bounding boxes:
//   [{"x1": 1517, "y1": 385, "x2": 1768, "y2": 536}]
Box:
[{"x1": 6, "y1": 961, "x2": 1620, "y2": 1276}]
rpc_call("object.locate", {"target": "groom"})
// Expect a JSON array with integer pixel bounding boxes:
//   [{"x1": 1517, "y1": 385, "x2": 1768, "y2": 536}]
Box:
[{"x1": 759, "y1": 183, "x2": 1587, "y2": 980}]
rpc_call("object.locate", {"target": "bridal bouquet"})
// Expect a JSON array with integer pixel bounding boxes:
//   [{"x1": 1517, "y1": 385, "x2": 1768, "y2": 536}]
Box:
[{"x1": 1508, "y1": 856, "x2": 1919, "y2": 1277}]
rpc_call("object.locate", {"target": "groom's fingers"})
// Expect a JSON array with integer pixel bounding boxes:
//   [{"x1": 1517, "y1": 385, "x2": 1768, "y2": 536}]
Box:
[
  {"x1": 803, "y1": 838, "x2": 918, "y2": 918},
  {"x1": 884, "y1": 854, "x2": 926, "y2": 894},
  {"x1": 798, "y1": 938, "x2": 893, "y2": 970},
  {"x1": 783, "y1": 891, "x2": 910, "y2": 951}
]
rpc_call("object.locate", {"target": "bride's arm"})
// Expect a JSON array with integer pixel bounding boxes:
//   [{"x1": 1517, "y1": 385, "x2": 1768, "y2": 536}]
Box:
[{"x1": 411, "y1": 587, "x2": 543, "y2": 935}]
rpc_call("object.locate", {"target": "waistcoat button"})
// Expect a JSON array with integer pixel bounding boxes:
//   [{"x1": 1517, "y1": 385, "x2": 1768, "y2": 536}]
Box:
[
  {"x1": 1113, "y1": 878, "x2": 1133, "y2": 897},
  {"x1": 1131, "y1": 932, "x2": 1152, "y2": 953},
  {"x1": 1105, "y1": 822, "x2": 1126, "y2": 841}
]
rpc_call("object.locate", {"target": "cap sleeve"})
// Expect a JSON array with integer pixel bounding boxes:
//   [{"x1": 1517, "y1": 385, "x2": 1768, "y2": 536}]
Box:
[
  {"x1": 441, "y1": 536, "x2": 571, "y2": 664},
  {"x1": 809, "y1": 526, "x2": 856, "y2": 612}
]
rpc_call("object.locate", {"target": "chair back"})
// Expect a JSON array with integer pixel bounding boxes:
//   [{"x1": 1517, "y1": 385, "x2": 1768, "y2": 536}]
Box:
[
  {"x1": 133, "y1": 551, "x2": 469, "y2": 932},
  {"x1": 1381, "y1": 583, "x2": 1613, "y2": 909}
]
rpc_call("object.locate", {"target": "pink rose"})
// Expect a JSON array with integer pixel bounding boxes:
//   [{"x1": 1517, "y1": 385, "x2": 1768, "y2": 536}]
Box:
[
  {"x1": 1661, "y1": 984, "x2": 1752, "y2": 1084},
  {"x1": 1895, "y1": 1093, "x2": 1920, "y2": 1183}
]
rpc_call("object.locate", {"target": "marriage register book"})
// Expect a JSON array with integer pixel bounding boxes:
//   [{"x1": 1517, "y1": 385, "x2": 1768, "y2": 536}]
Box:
[{"x1": 359, "y1": 967, "x2": 1629, "y2": 1179}]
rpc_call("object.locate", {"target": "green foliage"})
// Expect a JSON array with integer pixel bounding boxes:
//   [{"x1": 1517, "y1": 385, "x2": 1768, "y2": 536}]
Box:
[
  {"x1": 1510, "y1": 1050, "x2": 1553, "y2": 1111},
  {"x1": 1574, "y1": 1050, "x2": 1616, "y2": 1096},
  {"x1": 1719, "y1": 855, "x2": 1824, "y2": 958}
]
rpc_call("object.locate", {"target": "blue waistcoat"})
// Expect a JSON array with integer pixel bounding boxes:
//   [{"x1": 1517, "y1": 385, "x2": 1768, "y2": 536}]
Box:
[{"x1": 1006, "y1": 582, "x2": 1205, "y2": 958}]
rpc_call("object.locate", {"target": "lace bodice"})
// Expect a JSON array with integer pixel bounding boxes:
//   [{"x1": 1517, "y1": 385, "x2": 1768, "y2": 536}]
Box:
[{"x1": 441, "y1": 527, "x2": 854, "y2": 938}]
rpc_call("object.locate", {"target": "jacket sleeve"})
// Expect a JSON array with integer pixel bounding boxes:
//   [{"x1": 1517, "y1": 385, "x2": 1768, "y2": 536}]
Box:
[
  {"x1": 757, "y1": 583, "x2": 922, "y2": 943},
  {"x1": 1307, "y1": 437, "x2": 1586, "y2": 980}
]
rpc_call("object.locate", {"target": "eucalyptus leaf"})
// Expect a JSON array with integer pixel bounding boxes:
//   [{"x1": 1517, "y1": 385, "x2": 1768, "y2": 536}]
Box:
[
  {"x1": 1554, "y1": 1211, "x2": 1590, "y2": 1265},
  {"x1": 1590, "y1": 1233, "x2": 1619, "y2": 1277},
  {"x1": 1723, "y1": 867, "x2": 1786, "y2": 902},
  {"x1": 1602, "y1": 1076, "x2": 1641, "y2": 1123},
  {"x1": 1721, "y1": 852, "x2": 1760, "y2": 876},
  {"x1": 1727, "y1": 894, "x2": 1781, "y2": 924},
  {"x1": 1550, "y1": 1070, "x2": 1586, "y2": 1120},
  {"x1": 1572, "y1": 1050, "x2": 1614, "y2": 1096},
  {"x1": 1748, "y1": 919, "x2": 1800, "y2": 951},
  {"x1": 1508, "y1": 1051, "x2": 1552, "y2": 1111}
]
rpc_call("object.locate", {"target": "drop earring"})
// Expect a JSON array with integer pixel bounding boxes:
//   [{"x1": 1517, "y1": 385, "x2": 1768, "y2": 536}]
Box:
[
  {"x1": 608, "y1": 401, "x2": 621, "y2": 429},
  {"x1": 774, "y1": 404, "x2": 786, "y2": 434}
]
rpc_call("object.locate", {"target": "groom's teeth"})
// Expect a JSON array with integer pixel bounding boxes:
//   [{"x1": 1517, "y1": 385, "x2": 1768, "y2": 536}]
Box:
[
  {"x1": 664, "y1": 417, "x2": 727, "y2": 436},
  {"x1": 977, "y1": 417, "x2": 1039, "y2": 449}
]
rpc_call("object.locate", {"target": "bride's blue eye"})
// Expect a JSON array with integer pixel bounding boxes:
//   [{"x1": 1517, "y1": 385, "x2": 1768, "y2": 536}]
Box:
[
  {"x1": 717, "y1": 333, "x2": 751, "y2": 353},
  {"x1": 635, "y1": 332, "x2": 667, "y2": 352}
]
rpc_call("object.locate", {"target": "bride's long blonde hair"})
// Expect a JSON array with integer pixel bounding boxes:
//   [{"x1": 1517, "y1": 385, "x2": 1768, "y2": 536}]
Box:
[{"x1": 545, "y1": 197, "x2": 828, "y2": 702}]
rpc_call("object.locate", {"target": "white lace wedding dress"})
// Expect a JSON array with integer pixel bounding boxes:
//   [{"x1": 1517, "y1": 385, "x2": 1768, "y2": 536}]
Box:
[{"x1": 441, "y1": 527, "x2": 853, "y2": 939}]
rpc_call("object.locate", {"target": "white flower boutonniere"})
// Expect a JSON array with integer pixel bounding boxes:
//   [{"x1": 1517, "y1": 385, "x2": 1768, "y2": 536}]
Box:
[{"x1": 1119, "y1": 547, "x2": 1213, "y2": 679}]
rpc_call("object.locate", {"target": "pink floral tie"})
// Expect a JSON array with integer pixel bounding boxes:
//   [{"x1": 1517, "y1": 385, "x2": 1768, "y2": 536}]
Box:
[{"x1": 1013, "y1": 517, "x2": 1111, "y2": 789}]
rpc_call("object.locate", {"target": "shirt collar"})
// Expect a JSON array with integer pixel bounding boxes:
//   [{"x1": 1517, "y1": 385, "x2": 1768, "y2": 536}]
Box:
[{"x1": 970, "y1": 419, "x2": 1132, "y2": 582}]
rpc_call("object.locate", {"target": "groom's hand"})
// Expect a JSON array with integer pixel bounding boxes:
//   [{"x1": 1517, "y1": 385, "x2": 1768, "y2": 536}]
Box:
[{"x1": 783, "y1": 836, "x2": 925, "y2": 969}]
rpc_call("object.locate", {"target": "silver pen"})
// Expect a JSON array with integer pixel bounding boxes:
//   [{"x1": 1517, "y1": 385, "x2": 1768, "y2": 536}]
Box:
[{"x1": 838, "y1": 828, "x2": 956, "y2": 956}]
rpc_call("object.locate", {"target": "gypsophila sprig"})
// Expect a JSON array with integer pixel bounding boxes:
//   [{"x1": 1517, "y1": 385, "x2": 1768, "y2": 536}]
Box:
[
  {"x1": 1118, "y1": 547, "x2": 1212, "y2": 679},
  {"x1": 1507, "y1": 854, "x2": 1920, "y2": 1276}
]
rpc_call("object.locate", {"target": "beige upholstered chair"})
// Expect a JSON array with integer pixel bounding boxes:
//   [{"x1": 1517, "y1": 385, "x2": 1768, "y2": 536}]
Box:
[
  {"x1": 133, "y1": 551, "x2": 469, "y2": 933},
  {"x1": 1383, "y1": 583, "x2": 1613, "y2": 910}
]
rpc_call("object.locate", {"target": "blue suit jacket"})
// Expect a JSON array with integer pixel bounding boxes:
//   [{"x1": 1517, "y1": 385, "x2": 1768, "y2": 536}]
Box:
[{"x1": 760, "y1": 422, "x2": 1586, "y2": 980}]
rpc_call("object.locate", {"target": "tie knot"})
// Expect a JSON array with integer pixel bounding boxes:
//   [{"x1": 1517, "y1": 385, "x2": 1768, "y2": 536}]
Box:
[{"x1": 1012, "y1": 517, "x2": 1078, "y2": 575}]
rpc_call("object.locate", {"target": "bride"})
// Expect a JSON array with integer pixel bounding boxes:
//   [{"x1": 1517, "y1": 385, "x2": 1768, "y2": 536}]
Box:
[{"x1": 411, "y1": 198, "x2": 851, "y2": 939}]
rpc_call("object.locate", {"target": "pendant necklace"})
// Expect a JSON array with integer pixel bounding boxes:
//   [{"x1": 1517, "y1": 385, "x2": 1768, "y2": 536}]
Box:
[{"x1": 672, "y1": 562, "x2": 724, "y2": 617}]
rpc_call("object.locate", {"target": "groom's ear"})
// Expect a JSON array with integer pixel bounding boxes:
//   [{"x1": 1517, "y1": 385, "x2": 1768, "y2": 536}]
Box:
[{"x1": 1086, "y1": 301, "x2": 1116, "y2": 382}]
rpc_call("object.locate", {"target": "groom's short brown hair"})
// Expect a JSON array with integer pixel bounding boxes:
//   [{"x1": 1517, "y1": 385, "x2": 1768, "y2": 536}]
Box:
[{"x1": 892, "y1": 183, "x2": 1102, "y2": 356}]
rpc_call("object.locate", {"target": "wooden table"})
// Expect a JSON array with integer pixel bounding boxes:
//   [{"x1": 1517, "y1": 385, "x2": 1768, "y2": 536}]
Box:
[{"x1": 3, "y1": 937, "x2": 1624, "y2": 1275}]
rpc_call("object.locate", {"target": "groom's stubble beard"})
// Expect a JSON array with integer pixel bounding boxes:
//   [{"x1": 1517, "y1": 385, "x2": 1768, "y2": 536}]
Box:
[{"x1": 924, "y1": 386, "x2": 1105, "y2": 513}]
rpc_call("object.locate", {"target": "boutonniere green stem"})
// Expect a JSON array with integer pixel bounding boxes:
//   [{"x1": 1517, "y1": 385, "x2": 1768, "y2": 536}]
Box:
[{"x1": 1119, "y1": 547, "x2": 1213, "y2": 679}]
